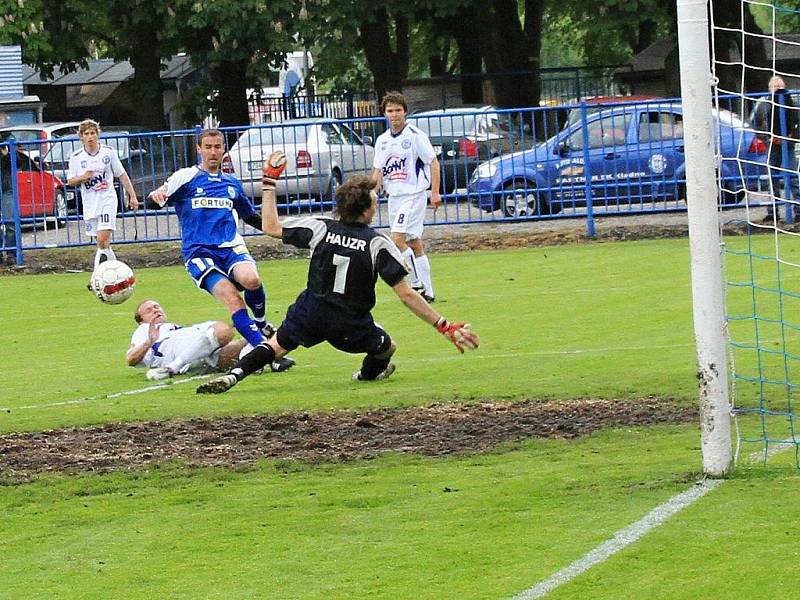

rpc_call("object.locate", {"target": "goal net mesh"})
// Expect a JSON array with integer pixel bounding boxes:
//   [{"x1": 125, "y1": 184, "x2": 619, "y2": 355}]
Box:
[{"x1": 714, "y1": 1, "x2": 800, "y2": 464}]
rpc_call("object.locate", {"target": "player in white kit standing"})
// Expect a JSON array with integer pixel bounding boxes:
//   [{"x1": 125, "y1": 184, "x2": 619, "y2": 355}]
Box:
[
  {"x1": 67, "y1": 119, "x2": 139, "y2": 271},
  {"x1": 371, "y1": 91, "x2": 441, "y2": 302}
]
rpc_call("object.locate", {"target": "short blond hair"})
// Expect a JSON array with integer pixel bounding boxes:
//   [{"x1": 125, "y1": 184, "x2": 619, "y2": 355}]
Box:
[{"x1": 78, "y1": 119, "x2": 101, "y2": 135}]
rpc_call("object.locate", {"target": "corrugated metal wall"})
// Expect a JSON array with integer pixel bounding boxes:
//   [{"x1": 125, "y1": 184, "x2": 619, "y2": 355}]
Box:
[{"x1": 0, "y1": 46, "x2": 24, "y2": 99}]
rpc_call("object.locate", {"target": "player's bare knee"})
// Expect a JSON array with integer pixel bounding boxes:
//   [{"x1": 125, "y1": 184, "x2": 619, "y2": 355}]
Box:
[{"x1": 214, "y1": 321, "x2": 234, "y2": 346}]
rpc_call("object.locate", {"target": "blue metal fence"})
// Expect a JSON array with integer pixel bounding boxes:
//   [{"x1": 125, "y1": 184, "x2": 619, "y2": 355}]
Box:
[{"x1": 0, "y1": 95, "x2": 788, "y2": 266}]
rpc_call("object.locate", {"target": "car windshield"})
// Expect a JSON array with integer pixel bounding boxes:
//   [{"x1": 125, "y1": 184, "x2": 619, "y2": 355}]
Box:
[
  {"x1": 236, "y1": 124, "x2": 311, "y2": 148},
  {"x1": 411, "y1": 114, "x2": 478, "y2": 137}
]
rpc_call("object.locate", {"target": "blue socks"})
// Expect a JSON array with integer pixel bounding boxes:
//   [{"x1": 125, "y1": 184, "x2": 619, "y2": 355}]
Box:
[
  {"x1": 232, "y1": 308, "x2": 264, "y2": 347},
  {"x1": 245, "y1": 286, "x2": 266, "y2": 323}
]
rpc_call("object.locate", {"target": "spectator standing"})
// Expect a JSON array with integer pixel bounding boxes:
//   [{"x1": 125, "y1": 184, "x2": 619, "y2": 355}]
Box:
[
  {"x1": 149, "y1": 128, "x2": 294, "y2": 373},
  {"x1": 0, "y1": 144, "x2": 16, "y2": 265},
  {"x1": 67, "y1": 119, "x2": 139, "y2": 270},
  {"x1": 197, "y1": 158, "x2": 478, "y2": 395},
  {"x1": 752, "y1": 76, "x2": 800, "y2": 221},
  {"x1": 371, "y1": 91, "x2": 441, "y2": 302}
]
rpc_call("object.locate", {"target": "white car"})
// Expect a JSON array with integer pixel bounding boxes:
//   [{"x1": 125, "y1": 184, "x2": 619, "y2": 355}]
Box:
[
  {"x1": 222, "y1": 118, "x2": 375, "y2": 203},
  {"x1": 0, "y1": 121, "x2": 82, "y2": 161}
]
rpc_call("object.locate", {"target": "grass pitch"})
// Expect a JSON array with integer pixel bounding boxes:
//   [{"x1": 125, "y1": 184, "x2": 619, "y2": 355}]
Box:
[{"x1": 1, "y1": 239, "x2": 798, "y2": 599}]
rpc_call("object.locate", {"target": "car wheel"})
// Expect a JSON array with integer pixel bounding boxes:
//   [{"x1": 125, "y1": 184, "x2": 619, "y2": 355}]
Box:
[
  {"x1": 54, "y1": 190, "x2": 68, "y2": 225},
  {"x1": 501, "y1": 181, "x2": 546, "y2": 217},
  {"x1": 327, "y1": 170, "x2": 343, "y2": 201}
]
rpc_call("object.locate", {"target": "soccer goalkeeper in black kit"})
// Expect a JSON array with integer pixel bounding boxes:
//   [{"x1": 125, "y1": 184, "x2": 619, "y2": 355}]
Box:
[{"x1": 197, "y1": 152, "x2": 479, "y2": 394}]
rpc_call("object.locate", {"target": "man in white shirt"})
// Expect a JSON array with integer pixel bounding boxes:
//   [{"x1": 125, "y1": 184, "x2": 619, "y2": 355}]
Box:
[
  {"x1": 67, "y1": 119, "x2": 138, "y2": 270},
  {"x1": 127, "y1": 298, "x2": 251, "y2": 381},
  {"x1": 371, "y1": 91, "x2": 441, "y2": 302}
]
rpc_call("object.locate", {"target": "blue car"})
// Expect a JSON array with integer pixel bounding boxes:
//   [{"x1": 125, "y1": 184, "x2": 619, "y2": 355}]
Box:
[{"x1": 468, "y1": 103, "x2": 768, "y2": 217}]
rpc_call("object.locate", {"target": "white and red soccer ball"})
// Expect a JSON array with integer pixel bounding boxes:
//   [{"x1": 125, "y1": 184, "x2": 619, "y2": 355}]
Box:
[{"x1": 90, "y1": 260, "x2": 136, "y2": 305}]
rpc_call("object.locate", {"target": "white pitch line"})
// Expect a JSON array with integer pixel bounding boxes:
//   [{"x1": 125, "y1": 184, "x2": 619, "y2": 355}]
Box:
[
  {"x1": 511, "y1": 441, "x2": 796, "y2": 599},
  {"x1": 0, "y1": 374, "x2": 210, "y2": 412},
  {"x1": 1, "y1": 344, "x2": 697, "y2": 414},
  {"x1": 511, "y1": 479, "x2": 724, "y2": 600}
]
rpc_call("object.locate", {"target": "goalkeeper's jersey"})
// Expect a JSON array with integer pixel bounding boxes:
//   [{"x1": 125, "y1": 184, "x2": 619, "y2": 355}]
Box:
[
  {"x1": 159, "y1": 166, "x2": 256, "y2": 259},
  {"x1": 281, "y1": 216, "x2": 408, "y2": 315}
]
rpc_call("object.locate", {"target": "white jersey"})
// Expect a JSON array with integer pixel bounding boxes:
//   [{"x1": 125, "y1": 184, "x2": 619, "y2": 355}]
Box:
[
  {"x1": 129, "y1": 321, "x2": 219, "y2": 370},
  {"x1": 373, "y1": 124, "x2": 436, "y2": 198},
  {"x1": 68, "y1": 144, "x2": 126, "y2": 219}
]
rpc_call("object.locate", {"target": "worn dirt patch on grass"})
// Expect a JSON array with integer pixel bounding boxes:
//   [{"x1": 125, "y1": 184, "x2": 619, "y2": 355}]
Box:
[{"x1": 0, "y1": 397, "x2": 696, "y2": 481}]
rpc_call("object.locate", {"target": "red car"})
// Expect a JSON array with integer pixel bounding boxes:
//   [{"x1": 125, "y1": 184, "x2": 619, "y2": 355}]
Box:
[{"x1": 10, "y1": 149, "x2": 69, "y2": 226}]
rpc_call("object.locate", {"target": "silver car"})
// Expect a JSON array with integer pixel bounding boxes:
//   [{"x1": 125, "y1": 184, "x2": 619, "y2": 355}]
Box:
[{"x1": 222, "y1": 118, "x2": 375, "y2": 202}]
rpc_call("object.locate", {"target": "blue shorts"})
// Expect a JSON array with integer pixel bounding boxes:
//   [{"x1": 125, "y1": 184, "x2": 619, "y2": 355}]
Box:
[
  {"x1": 185, "y1": 245, "x2": 256, "y2": 293},
  {"x1": 277, "y1": 290, "x2": 390, "y2": 355}
]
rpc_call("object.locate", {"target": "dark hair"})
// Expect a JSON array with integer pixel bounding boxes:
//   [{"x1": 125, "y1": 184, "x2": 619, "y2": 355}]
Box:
[
  {"x1": 197, "y1": 128, "x2": 224, "y2": 146},
  {"x1": 335, "y1": 175, "x2": 374, "y2": 224},
  {"x1": 381, "y1": 91, "x2": 408, "y2": 113}
]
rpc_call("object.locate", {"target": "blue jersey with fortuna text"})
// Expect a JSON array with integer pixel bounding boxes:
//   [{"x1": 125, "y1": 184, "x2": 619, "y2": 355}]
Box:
[{"x1": 159, "y1": 167, "x2": 256, "y2": 259}]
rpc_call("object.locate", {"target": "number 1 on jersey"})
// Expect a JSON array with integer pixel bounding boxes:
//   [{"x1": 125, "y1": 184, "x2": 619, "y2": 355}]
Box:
[{"x1": 332, "y1": 254, "x2": 350, "y2": 293}]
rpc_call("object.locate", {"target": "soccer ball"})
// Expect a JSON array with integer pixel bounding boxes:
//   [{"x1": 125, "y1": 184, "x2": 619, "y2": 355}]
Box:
[{"x1": 90, "y1": 260, "x2": 136, "y2": 305}]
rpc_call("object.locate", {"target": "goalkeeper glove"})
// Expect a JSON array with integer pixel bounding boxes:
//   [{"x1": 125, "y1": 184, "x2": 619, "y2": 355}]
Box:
[
  {"x1": 435, "y1": 317, "x2": 480, "y2": 353},
  {"x1": 262, "y1": 151, "x2": 287, "y2": 188}
]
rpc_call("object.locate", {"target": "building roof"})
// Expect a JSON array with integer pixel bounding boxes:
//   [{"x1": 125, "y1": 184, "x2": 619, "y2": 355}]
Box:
[
  {"x1": 620, "y1": 33, "x2": 800, "y2": 76},
  {"x1": 22, "y1": 55, "x2": 197, "y2": 86}
]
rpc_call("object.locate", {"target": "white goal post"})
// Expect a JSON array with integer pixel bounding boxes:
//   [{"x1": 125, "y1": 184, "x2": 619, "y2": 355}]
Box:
[{"x1": 677, "y1": 0, "x2": 733, "y2": 477}]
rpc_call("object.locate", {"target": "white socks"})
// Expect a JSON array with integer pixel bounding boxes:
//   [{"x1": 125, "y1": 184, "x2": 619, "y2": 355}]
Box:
[
  {"x1": 401, "y1": 247, "x2": 421, "y2": 288},
  {"x1": 94, "y1": 247, "x2": 116, "y2": 269},
  {"x1": 415, "y1": 254, "x2": 434, "y2": 299}
]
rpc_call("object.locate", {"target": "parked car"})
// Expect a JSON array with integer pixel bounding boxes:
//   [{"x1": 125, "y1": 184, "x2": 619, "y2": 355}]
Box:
[
  {"x1": 41, "y1": 127, "x2": 177, "y2": 214},
  {"x1": 408, "y1": 106, "x2": 531, "y2": 193},
  {"x1": 222, "y1": 118, "x2": 375, "y2": 205},
  {"x1": 0, "y1": 122, "x2": 82, "y2": 161},
  {"x1": 2, "y1": 147, "x2": 69, "y2": 226},
  {"x1": 468, "y1": 103, "x2": 768, "y2": 217},
  {"x1": 563, "y1": 95, "x2": 662, "y2": 128}
]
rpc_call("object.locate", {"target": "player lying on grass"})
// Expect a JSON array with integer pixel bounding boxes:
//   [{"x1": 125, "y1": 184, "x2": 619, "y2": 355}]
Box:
[
  {"x1": 196, "y1": 153, "x2": 479, "y2": 394},
  {"x1": 128, "y1": 299, "x2": 281, "y2": 381}
]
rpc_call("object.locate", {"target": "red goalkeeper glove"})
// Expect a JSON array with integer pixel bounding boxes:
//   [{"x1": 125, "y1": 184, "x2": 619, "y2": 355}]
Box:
[
  {"x1": 435, "y1": 318, "x2": 480, "y2": 353},
  {"x1": 262, "y1": 151, "x2": 287, "y2": 188}
]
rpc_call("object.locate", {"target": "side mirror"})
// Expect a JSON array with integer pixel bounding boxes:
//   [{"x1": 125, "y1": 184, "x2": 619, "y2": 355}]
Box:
[
  {"x1": 557, "y1": 141, "x2": 570, "y2": 156},
  {"x1": 362, "y1": 135, "x2": 373, "y2": 146}
]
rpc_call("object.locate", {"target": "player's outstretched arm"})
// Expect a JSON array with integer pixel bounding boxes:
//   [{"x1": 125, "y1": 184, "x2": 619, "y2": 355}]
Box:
[
  {"x1": 391, "y1": 279, "x2": 479, "y2": 353},
  {"x1": 261, "y1": 151, "x2": 287, "y2": 238}
]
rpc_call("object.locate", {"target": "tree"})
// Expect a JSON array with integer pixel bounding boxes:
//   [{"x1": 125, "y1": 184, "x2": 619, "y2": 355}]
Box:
[
  {"x1": 172, "y1": 0, "x2": 297, "y2": 128},
  {"x1": 0, "y1": 0, "x2": 105, "y2": 77}
]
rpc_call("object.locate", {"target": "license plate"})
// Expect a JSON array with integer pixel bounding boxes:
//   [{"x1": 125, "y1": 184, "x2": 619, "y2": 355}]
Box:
[{"x1": 248, "y1": 160, "x2": 264, "y2": 170}]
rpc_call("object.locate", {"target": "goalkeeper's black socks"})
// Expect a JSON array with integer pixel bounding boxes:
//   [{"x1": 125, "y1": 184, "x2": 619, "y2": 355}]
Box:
[{"x1": 231, "y1": 343, "x2": 276, "y2": 382}]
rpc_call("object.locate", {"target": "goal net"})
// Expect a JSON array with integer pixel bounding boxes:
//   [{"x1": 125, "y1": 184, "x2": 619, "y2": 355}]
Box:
[{"x1": 709, "y1": 0, "x2": 800, "y2": 466}]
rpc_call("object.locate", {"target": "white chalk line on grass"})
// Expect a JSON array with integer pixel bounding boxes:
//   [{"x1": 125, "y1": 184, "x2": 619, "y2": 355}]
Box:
[
  {"x1": 511, "y1": 479, "x2": 723, "y2": 600},
  {"x1": 0, "y1": 374, "x2": 210, "y2": 412},
  {"x1": 511, "y1": 442, "x2": 795, "y2": 599},
  {"x1": 3, "y1": 343, "x2": 698, "y2": 413}
]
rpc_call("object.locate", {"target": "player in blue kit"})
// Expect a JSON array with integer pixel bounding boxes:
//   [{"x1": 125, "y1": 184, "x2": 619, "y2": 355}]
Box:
[
  {"x1": 150, "y1": 129, "x2": 294, "y2": 374},
  {"x1": 196, "y1": 152, "x2": 478, "y2": 394}
]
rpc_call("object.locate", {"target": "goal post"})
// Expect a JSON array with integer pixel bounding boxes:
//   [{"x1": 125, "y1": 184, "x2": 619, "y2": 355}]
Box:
[{"x1": 677, "y1": 0, "x2": 733, "y2": 476}]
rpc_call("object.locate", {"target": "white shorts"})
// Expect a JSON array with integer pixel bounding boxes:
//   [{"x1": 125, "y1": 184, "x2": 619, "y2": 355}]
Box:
[
  {"x1": 148, "y1": 321, "x2": 220, "y2": 371},
  {"x1": 84, "y1": 210, "x2": 117, "y2": 237},
  {"x1": 388, "y1": 192, "x2": 427, "y2": 241}
]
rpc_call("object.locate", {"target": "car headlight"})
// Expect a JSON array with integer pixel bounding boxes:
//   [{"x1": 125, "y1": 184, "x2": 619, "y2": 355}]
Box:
[{"x1": 472, "y1": 162, "x2": 497, "y2": 181}]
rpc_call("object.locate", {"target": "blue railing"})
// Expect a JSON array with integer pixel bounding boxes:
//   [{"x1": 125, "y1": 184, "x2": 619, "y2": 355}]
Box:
[{"x1": 0, "y1": 95, "x2": 787, "y2": 266}]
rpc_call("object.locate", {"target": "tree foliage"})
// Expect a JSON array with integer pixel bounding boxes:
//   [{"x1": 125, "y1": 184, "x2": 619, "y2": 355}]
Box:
[{"x1": 0, "y1": 0, "x2": 718, "y2": 125}]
